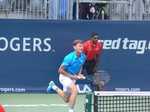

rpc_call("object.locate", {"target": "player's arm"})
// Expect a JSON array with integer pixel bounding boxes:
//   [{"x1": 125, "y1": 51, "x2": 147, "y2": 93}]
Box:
[
  {"x1": 94, "y1": 54, "x2": 100, "y2": 72},
  {"x1": 77, "y1": 66, "x2": 83, "y2": 75},
  {"x1": 77, "y1": 66, "x2": 85, "y2": 79},
  {"x1": 77, "y1": 66, "x2": 84, "y2": 77},
  {"x1": 58, "y1": 65, "x2": 79, "y2": 80}
]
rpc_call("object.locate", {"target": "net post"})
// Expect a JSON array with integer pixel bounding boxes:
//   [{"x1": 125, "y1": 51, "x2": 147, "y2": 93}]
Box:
[
  {"x1": 94, "y1": 93, "x2": 98, "y2": 112},
  {"x1": 84, "y1": 91, "x2": 92, "y2": 112}
]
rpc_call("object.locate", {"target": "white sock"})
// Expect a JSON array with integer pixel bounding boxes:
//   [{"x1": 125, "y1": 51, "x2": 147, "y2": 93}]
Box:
[
  {"x1": 52, "y1": 85, "x2": 58, "y2": 91},
  {"x1": 69, "y1": 108, "x2": 74, "y2": 112}
]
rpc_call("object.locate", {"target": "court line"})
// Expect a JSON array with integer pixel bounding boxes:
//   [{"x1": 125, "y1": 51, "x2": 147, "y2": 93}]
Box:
[{"x1": 2, "y1": 104, "x2": 68, "y2": 107}]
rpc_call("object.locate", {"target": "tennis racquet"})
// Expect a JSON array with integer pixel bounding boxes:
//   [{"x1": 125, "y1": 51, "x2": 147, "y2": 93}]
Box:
[{"x1": 83, "y1": 70, "x2": 111, "y2": 88}]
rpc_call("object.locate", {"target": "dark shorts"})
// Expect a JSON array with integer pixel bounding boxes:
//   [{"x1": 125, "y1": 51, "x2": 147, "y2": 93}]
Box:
[{"x1": 83, "y1": 59, "x2": 96, "y2": 75}]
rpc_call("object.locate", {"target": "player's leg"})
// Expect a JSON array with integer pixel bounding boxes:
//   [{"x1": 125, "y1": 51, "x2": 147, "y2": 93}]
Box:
[
  {"x1": 47, "y1": 80, "x2": 71, "y2": 102},
  {"x1": 47, "y1": 74, "x2": 77, "y2": 112},
  {"x1": 67, "y1": 82, "x2": 78, "y2": 108},
  {"x1": 47, "y1": 81, "x2": 71, "y2": 102},
  {"x1": 55, "y1": 83, "x2": 78, "y2": 112},
  {"x1": 59, "y1": 74, "x2": 77, "y2": 112},
  {"x1": 56, "y1": 88, "x2": 71, "y2": 102},
  {"x1": 59, "y1": 83, "x2": 82, "y2": 104}
]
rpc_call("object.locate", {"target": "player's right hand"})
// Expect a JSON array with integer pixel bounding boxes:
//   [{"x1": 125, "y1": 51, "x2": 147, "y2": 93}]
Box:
[
  {"x1": 72, "y1": 75, "x2": 85, "y2": 80},
  {"x1": 77, "y1": 75, "x2": 85, "y2": 80}
]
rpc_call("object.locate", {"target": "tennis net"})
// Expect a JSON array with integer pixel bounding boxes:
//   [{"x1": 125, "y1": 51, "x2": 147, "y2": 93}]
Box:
[{"x1": 93, "y1": 91, "x2": 150, "y2": 112}]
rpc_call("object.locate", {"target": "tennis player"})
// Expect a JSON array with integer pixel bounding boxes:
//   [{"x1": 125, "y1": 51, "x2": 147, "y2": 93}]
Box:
[
  {"x1": 47, "y1": 40, "x2": 86, "y2": 112},
  {"x1": 82, "y1": 32, "x2": 103, "y2": 90}
]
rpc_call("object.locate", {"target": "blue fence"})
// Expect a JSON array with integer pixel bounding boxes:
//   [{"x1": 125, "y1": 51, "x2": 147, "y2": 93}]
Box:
[{"x1": 0, "y1": 19, "x2": 150, "y2": 93}]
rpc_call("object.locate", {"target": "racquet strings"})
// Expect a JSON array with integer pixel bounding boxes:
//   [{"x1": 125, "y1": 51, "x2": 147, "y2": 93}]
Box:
[{"x1": 92, "y1": 71, "x2": 110, "y2": 85}]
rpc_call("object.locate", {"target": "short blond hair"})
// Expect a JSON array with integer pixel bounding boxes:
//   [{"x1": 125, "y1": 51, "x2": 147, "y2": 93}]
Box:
[{"x1": 73, "y1": 40, "x2": 84, "y2": 46}]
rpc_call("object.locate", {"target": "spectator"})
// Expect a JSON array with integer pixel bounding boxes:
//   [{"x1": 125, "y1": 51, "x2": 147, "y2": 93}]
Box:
[
  {"x1": 79, "y1": 3, "x2": 95, "y2": 19},
  {"x1": 50, "y1": 0, "x2": 75, "y2": 19}
]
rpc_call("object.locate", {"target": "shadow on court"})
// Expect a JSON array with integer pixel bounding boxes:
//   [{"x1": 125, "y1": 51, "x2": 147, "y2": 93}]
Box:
[{"x1": 0, "y1": 94, "x2": 85, "y2": 112}]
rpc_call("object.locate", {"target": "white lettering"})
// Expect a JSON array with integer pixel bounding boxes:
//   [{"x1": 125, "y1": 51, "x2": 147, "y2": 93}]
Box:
[
  {"x1": 148, "y1": 41, "x2": 150, "y2": 49},
  {"x1": 0, "y1": 87, "x2": 26, "y2": 93},
  {"x1": 0, "y1": 37, "x2": 52, "y2": 52},
  {"x1": 103, "y1": 40, "x2": 112, "y2": 49},
  {"x1": 10, "y1": 37, "x2": 20, "y2": 51},
  {"x1": 0, "y1": 37, "x2": 8, "y2": 51},
  {"x1": 33, "y1": 38, "x2": 42, "y2": 51},
  {"x1": 76, "y1": 84, "x2": 92, "y2": 93},
  {"x1": 23, "y1": 38, "x2": 31, "y2": 51},
  {"x1": 100, "y1": 38, "x2": 121, "y2": 49},
  {"x1": 111, "y1": 38, "x2": 121, "y2": 49},
  {"x1": 122, "y1": 38, "x2": 147, "y2": 54},
  {"x1": 100, "y1": 38, "x2": 149, "y2": 54},
  {"x1": 129, "y1": 40, "x2": 138, "y2": 49},
  {"x1": 136, "y1": 40, "x2": 146, "y2": 54},
  {"x1": 0, "y1": 37, "x2": 149, "y2": 54},
  {"x1": 122, "y1": 38, "x2": 129, "y2": 49},
  {"x1": 43, "y1": 38, "x2": 51, "y2": 52},
  {"x1": 115, "y1": 88, "x2": 141, "y2": 92}
]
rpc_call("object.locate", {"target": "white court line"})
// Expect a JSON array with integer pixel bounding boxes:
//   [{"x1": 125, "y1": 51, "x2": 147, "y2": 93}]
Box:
[{"x1": 2, "y1": 104, "x2": 68, "y2": 107}]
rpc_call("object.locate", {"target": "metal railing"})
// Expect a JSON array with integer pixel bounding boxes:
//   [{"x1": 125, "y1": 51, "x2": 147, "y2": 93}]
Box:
[
  {"x1": 77, "y1": 0, "x2": 150, "y2": 20},
  {"x1": 0, "y1": 0, "x2": 150, "y2": 20},
  {"x1": 0, "y1": 0, "x2": 75, "y2": 19}
]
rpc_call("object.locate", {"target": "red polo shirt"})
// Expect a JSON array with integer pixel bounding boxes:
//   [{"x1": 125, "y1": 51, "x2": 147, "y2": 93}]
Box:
[{"x1": 82, "y1": 40, "x2": 102, "y2": 61}]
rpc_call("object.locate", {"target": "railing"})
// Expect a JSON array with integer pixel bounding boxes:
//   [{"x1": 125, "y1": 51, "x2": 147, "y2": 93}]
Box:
[
  {"x1": 77, "y1": 0, "x2": 150, "y2": 20},
  {"x1": 0, "y1": 0, "x2": 75, "y2": 19},
  {"x1": 0, "y1": 0, "x2": 150, "y2": 20}
]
